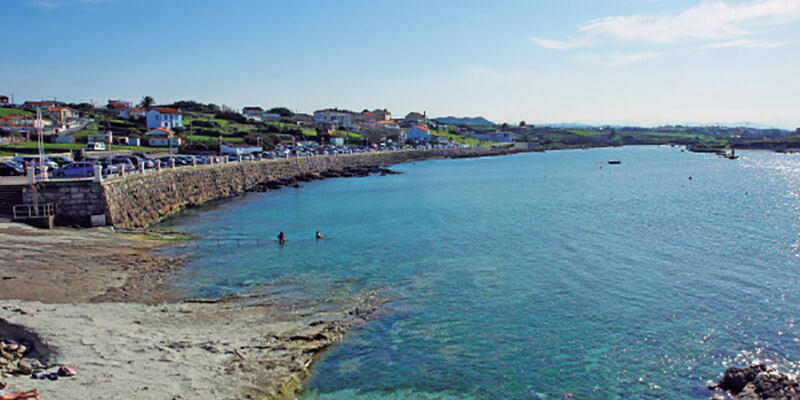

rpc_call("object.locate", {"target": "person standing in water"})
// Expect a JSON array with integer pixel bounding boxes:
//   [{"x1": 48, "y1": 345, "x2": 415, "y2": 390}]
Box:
[
  {"x1": 277, "y1": 231, "x2": 286, "y2": 245},
  {"x1": 315, "y1": 231, "x2": 324, "y2": 239}
]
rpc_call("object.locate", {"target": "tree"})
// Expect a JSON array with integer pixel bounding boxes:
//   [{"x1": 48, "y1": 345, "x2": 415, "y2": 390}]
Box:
[
  {"x1": 519, "y1": 121, "x2": 526, "y2": 127},
  {"x1": 139, "y1": 96, "x2": 155, "y2": 109},
  {"x1": 267, "y1": 107, "x2": 293, "y2": 118}
]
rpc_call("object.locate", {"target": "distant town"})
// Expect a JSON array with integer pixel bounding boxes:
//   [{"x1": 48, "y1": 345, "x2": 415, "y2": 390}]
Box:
[{"x1": 1, "y1": 94, "x2": 799, "y2": 159}]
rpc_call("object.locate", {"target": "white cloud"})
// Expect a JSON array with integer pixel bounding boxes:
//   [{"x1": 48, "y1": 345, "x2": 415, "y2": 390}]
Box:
[
  {"x1": 531, "y1": 0, "x2": 800, "y2": 50},
  {"x1": 576, "y1": 51, "x2": 669, "y2": 67},
  {"x1": 529, "y1": 37, "x2": 587, "y2": 50},
  {"x1": 702, "y1": 38, "x2": 788, "y2": 48}
]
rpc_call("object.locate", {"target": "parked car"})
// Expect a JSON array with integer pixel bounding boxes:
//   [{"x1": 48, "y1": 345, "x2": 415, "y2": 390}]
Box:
[
  {"x1": 0, "y1": 161, "x2": 25, "y2": 176},
  {"x1": 87, "y1": 142, "x2": 105, "y2": 151},
  {"x1": 108, "y1": 157, "x2": 135, "y2": 172},
  {"x1": 51, "y1": 162, "x2": 98, "y2": 178},
  {"x1": 11, "y1": 156, "x2": 59, "y2": 170},
  {"x1": 48, "y1": 156, "x2": 73, "y2": 167}
]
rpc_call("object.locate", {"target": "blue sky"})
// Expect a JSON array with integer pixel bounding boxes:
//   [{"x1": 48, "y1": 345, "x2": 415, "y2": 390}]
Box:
[{"x1": 2, "y1": 0, "x2": 799, "y2": 128}]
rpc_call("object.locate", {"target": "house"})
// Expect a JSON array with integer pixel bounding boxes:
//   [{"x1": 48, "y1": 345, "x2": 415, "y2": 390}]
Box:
[
  {"x1": 404, "y1": 112, "x2": 426, "y2": 126},
  {"x1": 262, "y1": 113, "x2": 281, "y2": 122},
  {"x1": 23, "y1": 100, "x2": 62, "y2": 110},
  {"x1": 116, "y1": 136, "x2": 141, "y2": 146},
  {"x1": 146, "y1": 127, "x2": 180, "y2": 147},
  {"x1": 108, "y1": 99, "x2": 132, "y2": 109},
  {"x1": 431, "y1": 132, "x2": 450, "y2": 144},
  {"x1": 44, "y1": 107, "x2": 78, "y2": 126},
  {"x1": 474, "y1": 131, "x2": 515, "y2": 143},
  {"x1": 371, "y1": 109, "x2": 391, "y2": 121},
  {"x1": 313, "y1": 109, "x2": 354, "y2": 129},
  {"x1": 242, "y1": 107, "x2": 264, "y2": 118},
  {"x1": 88, "y1": 132, "x2": 112, "y2": 145},
  {"x1": 146, "y1": 108, "x2": 183, "y2": 129},
  {"x1": 0, "y1": 96, "x2": 9, "y2": 105},
  {"x1": 291, "y1": 113, "x2": 314, "y2": 123},
  {"x1": 54, "y1": 135, "x2": 75, "y2": 144},
  {"x1": 0, "y1": 114, "x2": 51, "y2": 130},
  {"x1": 120, "y1": 108, "x2": 146, "y2": 120},
  {"x1": 405, "y1": 125, "x2": 431, "y2": 143}
]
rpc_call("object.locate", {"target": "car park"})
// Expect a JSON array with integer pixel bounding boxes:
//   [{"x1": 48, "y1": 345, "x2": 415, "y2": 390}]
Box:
[{"x1": 51, "y1": 161, "x2": 98, "y2": 178}]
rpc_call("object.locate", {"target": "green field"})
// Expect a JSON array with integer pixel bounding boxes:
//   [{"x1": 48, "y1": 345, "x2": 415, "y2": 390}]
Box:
[
  {"x1": 185, "y1": 135, "x2": 244, "y2": 144},
  {"x1": 0, "y1": 108, "x2": 34, "y2": 117},
  {"x1": 566, "y1": 129, "x2": 604, "y2": 136}
]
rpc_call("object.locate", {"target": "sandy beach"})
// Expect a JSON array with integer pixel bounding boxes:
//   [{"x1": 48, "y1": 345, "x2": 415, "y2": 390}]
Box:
[{"x1": 0, "y1": 223, "x2": 383, "y2": 399}]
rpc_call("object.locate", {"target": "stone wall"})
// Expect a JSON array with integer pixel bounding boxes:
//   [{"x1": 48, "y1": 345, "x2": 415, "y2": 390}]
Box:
[
  {"x1": 26, "y1": 147, "x2": 525, "y2": 228},
  {"x1": 22, "y1": 180, "x2": 109, "y2": 226}
]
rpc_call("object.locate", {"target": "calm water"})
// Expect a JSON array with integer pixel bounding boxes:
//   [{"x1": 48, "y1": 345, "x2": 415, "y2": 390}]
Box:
[{"x1": 160, "y1": 146, "x2": 800, "y2": 399}]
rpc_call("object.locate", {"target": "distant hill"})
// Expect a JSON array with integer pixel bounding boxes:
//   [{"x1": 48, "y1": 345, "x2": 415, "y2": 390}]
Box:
[{"x1": 435, "y1": 116, "x2": 495, "y2": 126}]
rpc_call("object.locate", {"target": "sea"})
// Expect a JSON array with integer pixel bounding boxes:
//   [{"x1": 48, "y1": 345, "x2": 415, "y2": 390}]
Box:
[{"x1": 159, "y1": 146, "x2": 800, "y2": 399}]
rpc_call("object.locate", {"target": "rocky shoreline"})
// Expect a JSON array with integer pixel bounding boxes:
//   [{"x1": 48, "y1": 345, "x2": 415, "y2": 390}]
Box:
[{"x1": 710, "y1": 364, "x2": 800, "y2": 400}]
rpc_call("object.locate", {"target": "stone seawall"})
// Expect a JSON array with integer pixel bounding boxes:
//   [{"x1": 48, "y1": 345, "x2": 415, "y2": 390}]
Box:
[{"x1": 25, "y1": 147, "x2": 524, "y2": 228}]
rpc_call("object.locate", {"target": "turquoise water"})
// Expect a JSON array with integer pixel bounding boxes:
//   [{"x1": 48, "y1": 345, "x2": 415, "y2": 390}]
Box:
[{"x1": 161, "y1": 147, "x2": 800, "y2": 399}]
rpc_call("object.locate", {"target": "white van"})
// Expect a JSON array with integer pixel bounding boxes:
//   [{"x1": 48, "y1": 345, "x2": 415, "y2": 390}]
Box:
[{"x1": 87, "y1": 142, "x2": 106, "y2": 151}]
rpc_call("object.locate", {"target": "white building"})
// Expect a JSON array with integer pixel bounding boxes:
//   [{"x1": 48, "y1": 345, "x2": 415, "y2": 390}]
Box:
[
  {"x1": 473, "y1": 132, "x2": 515, "y2": 143},
  {"x1": 146, "y1": 128, "x2": 181, "y2": 147},
  {"x1": 146, "y1": 108, "x2": 183, "y2": 129},
  {"x1": 313, "y1": 109, "x2": 354, "y2": 129}
]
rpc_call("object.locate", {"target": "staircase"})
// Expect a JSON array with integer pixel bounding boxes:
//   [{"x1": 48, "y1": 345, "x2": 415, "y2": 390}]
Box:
[{"x1": 0, "y1": 185, "x2": 25, "y2": 216}]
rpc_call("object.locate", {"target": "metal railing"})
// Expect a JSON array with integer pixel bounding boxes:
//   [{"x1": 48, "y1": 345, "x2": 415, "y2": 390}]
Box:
[{"x1": 12, "y1": 203, "x2": 54, "y2": 220}]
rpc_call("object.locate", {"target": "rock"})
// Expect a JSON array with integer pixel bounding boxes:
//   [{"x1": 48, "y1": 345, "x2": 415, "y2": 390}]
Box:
[
  {"x1": 736, "y1": 373, "x2": 800, "y2": 400},
  {"x1": 712, "y1": 364, "x2": 767, "y2": 394},
  {"x1": 15, "y1": 360, "x2": 33, "y2": 375}
]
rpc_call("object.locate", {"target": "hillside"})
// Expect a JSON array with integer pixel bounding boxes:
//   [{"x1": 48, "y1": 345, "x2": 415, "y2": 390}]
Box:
[{"x1": 434, "y1": 116, "x2": 495, "y2": 126}]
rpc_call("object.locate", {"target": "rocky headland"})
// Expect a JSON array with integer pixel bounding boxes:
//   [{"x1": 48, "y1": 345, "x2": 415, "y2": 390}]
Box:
[{"x1": 710, "y1": 364, "x2": 800, "y2": 400}]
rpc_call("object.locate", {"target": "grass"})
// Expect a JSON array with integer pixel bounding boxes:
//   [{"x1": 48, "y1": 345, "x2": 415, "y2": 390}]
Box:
[
  {"x1": 431, "y1": 130, "x2": 483, "y2": 146},
  {"x1": 186, "y1": 135, "x2": 244, "y2": 144},
  {"x1": 566, "y1": 129, "x2": 604, "y2": 136},
  {"x1": 0, "y1": 108, "x2": 34, "y2": 117}
]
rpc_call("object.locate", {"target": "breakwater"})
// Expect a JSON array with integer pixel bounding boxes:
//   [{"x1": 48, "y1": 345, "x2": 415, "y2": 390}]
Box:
[{"x1": 23, "y1": 147, "x2": 524, "y2": 228}]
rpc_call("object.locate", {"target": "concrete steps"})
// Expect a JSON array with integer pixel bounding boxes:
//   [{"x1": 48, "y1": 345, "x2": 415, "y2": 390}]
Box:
[{"x1": 0, "y1": 185, "x2": 25, "y2": 215}]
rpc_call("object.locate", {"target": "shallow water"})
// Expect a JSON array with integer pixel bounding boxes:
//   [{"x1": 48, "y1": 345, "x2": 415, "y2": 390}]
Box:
[{"x1": 161, "y1": 146, "x2": 800, "y2": 399}]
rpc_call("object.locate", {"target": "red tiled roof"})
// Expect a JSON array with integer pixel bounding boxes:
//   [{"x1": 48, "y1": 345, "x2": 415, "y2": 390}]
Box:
[
  {"x1": 363, "y1": 111, "x2": 375, "y2": 117},
  {"x1": 46, "y1": 107, "x2": 67, "y2": 111},
  {"x1": 149, "y1": 127, "x2": 174, "y2": 134},
  {"x1": 109, "y1": 102, "x2": 127, "y2": 109},
  {"x1": 152, "y1": 107, "x2": 180, "y2": 114},
  {"x1": 431, "y1": 133, "x2": 448, "y2": 137},
  {"x1": 413, "y1": 125, "x2": 430, "y2": 131},
  {"x1": 0, "y1": 114, "x2": 24, "y2": 121}
]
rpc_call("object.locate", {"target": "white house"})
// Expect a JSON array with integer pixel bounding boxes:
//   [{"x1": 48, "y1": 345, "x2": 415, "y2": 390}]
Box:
[
  {"x1": 88, "y1": 132, "x2": 112, "y2": 145},
  {"x1": 146, "y1": 108, "x2": 183, "y2": 129},
  {"x1": 120, "y1": 108, "x2": 146, "y2": 120},
  {"x1": 405, "y1": 125, "x2": 431, "y2": 143},
  {"x1": 313, "y1": 109, "x2": 354, "y2": 129},
  {"x1": 146, "y1": 127, "x2": 181, "y2": 147}
]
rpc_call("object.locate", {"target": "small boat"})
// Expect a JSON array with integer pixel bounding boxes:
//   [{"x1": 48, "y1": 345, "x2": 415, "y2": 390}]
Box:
[
  {"x1": 722, "y1": 149, "x2": 739, "y2": 160},
  {"x1": 608, "y1": 160, "x2": 621, "y2": 165}
]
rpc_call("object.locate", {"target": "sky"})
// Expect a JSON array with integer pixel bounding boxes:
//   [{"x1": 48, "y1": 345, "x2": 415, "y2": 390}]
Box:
[{"x1": 1, "y1": 0, "x2": 799, "y2": 128}]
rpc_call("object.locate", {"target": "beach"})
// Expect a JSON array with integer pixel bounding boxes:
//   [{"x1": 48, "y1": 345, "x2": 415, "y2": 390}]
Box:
[{"x1": 0, "y1": 223, "x2": 382, "y2": 399}]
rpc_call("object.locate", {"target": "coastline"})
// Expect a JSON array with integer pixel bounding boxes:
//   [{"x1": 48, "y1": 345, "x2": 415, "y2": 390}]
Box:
[
  {"x1": 1, "y1": 147, "x2": 536, "y2": 399},
  {"x1": 0, "y1": 222, "x2": 384, "y2": 399}
]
